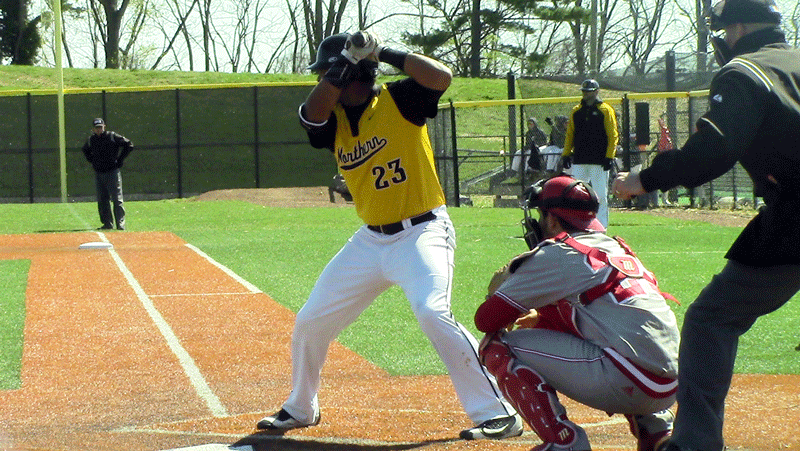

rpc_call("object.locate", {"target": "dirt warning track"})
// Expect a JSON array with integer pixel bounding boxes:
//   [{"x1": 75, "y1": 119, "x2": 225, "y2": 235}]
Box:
[{"x1": 0, "y1": 231, "x2": 797, "y2": 451}]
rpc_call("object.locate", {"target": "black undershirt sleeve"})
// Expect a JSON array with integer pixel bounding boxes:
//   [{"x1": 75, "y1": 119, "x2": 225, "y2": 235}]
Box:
[{"x1": 386, "y1": 79, "x2": 444, "y2": 126}]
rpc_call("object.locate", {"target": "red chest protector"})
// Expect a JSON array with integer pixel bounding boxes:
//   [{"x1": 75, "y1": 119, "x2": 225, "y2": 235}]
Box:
[{"x1": 535, "y1": 232, "x2": 677, "y2": 337}]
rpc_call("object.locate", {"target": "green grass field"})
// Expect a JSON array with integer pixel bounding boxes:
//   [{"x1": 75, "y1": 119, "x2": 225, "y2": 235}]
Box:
[
  {"x1": 0, "y1": 259, "x2": 28, "y2": 390},
  {"x1": 1, "y1": 200, "x2": 798, "y2": 388}
]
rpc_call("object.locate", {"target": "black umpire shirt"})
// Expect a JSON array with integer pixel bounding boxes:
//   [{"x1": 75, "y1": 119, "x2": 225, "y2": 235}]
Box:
[
  {"x1": 82, "y1": 131, "x2": 134, "y2": 173},
  {"x1": 639, "y1": 28, "x2": 800, "y2": 266}
]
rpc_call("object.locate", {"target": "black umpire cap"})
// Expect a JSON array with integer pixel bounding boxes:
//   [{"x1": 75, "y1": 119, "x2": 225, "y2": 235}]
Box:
[{"x1": 708, "y1": 0, "x2": 781, "y2": 31}]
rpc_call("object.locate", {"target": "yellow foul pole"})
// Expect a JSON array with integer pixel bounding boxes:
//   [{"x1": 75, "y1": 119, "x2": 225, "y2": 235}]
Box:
[{"x1": 55, "y1": 0, "x2": 67, "y2": 202}]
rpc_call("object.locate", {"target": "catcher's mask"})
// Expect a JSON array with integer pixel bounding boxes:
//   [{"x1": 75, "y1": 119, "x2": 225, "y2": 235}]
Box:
[
  {"x1": 706, "y1": 0, "x2": 782, "y2": 66},
  {"x1": 307, "y1": 33, "x2": 378, "y2": 84},
  {"x1": 520, "y1": 175, "x2": 604, "y2": 250}
]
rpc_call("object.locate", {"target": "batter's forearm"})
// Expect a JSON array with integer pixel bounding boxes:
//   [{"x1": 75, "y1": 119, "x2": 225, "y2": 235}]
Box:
[
  {"x1": 303, "y1": 83, "x2": 341, "y2": 123},
  {"x1": 401, "y1": 54, "x2": 452, "y2": 92}
]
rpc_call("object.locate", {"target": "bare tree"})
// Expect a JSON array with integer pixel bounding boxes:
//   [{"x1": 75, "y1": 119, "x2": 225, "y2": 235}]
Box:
[
  {"x1": 785, "y1": 0, "x2": 799, "y2": 47},
  {"x1": 618, "y1": 0, "x2": 668, "y2": 75},
  {"x1": 197, "y1": 0, "x2": 216, "y2": 70},
  {"x1": 672, "y1": 0, "x2": 711, "y2": 72},
  {"x1": 88, "y1": 0, "x2": 128, "y2": 68},
  {"x1": 299, "y1": 0, "x2": 355, "y2": 64},
  {"x1": 150, "y1": 0, "x2": 199, "y2": 70}
]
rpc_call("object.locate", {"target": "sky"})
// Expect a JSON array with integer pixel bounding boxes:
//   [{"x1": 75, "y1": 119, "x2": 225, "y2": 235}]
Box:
[{"x1": 30, "y1": 0, "x2": 799, "y2": 74}]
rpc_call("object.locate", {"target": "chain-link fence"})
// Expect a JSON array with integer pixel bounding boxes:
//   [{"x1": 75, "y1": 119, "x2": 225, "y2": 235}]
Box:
[{"x1": 432, "y1": 89, "x2": 758, "y2": 210}]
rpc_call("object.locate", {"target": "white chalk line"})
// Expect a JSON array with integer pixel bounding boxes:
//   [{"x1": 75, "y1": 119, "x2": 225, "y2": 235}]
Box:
[
  {"x1": 100, "y1": 235, "x2": 266, "y2": 419},
  {"x1": 99, "y1": 234, "x2": 629, "y2": 448}
]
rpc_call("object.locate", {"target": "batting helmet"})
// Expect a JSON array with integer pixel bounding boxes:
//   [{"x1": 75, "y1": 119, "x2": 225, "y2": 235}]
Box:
[
  {"x1": 307, "y1": 33, "x2": 349, "y2": 72},
  {"x1": 580, "y1": 79, "x2": 600, "y2": 92},
  {"x1": 307, "y1": 33, "x2": 378, "y2": 83}
]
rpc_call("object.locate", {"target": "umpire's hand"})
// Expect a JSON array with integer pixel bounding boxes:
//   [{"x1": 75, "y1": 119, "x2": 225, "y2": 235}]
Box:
[{"x1": 612, "y1": 172, "x2": 646, "y2": 200}]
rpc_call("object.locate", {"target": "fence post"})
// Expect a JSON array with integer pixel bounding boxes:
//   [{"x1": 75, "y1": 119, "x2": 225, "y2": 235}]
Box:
[
  {"x1": 621, "y1": 94, "x2": 631, "y2": 208},
  {"x1": 27, "y1": 93, "x2": 34, "y2": 203},
  {"x1": 687, "y1": 95, "x2": 696, "y2": 208},
  {"x1": 450, "y1": 100, "x2": 460, "y2": 207},
  {"x1": 732, "y1": 164, "x2": 738, "y2": 209},
  {"x1": 102, "y1": 90, "x2": 107, "y2": 123},
  {"x1": 506, "y1": 72, "x2": 521, "y2": 192},
  {"x1": 176, "y1": 89, "x2": 183, "y2": 198},
  {"x1": 253, "y1": 86, "x2": 260, "y2": 188}
]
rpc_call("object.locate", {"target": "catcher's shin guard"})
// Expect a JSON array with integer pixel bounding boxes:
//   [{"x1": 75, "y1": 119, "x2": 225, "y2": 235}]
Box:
[{"x1": 479, "y1": 334, "x2": 587, "y2": 448}]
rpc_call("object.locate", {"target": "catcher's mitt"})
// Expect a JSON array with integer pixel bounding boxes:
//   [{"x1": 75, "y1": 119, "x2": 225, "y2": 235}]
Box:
[{"x1": 487, "y1": 264, "x2": 511, "y2": 297}]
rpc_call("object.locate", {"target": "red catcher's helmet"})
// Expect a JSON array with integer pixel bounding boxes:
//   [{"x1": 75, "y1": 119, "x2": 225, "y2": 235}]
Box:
[{"x1": 525, "y1": 175, "x2": 605, "y2": 233}]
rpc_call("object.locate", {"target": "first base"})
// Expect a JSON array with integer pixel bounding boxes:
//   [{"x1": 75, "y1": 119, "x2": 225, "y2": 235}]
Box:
[{"x1": 79, "y1": 241, "x2": 113, "y2": 250}]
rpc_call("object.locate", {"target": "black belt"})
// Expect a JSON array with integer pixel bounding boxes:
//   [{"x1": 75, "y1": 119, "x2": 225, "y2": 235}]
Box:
[{"x1": 367, "y1": 211, "x2": 436, "y2": 235}]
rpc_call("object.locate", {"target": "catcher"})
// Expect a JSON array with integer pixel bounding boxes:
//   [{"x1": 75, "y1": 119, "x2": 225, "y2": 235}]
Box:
[{"x1": 475, "y1": 175, "x2": 680, "y2": 451}]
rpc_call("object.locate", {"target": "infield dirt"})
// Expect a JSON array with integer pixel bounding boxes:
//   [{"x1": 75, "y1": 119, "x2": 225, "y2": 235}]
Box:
[{"x1": 0, "y1": 191, "x2": 796, "y2": 451}]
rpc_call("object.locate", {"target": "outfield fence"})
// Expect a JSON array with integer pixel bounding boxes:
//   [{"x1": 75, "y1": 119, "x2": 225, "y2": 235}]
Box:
[
  {"x1": 1, "y1": 79, "x2": 757, "y2": 210},
  {"x1": 0, "y1": 82, "x2": 340, "y2": 203}
]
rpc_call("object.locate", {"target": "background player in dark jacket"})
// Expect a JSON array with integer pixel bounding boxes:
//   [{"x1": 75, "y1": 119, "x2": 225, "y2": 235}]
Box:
[
  {"x1": 612, "y1": 1, "x2": 800, "y2": 449},
  {"x1": 476, "y1": 175, "x2": 678, "y2": 451},
  {"x1": 561, "y1": 80, "x2": 618, "y2": 228},
  {"x1": 81, "y1": 118, "x2": 133, "y2": 230}
]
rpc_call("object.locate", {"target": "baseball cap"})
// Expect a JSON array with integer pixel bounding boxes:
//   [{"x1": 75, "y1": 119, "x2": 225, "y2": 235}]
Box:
[
  {"x1": 93, "y1": 118, "x2": 105, "y2": 126},
  {"x1": 534, "y1": 176, "x2": 605, "y2": 232},
  {"x1": 708, "y1": 0, "x2": 781, "y2": 31},
  {"x1": 580, "y1": 79, "x2": 600, "y2": 92}
]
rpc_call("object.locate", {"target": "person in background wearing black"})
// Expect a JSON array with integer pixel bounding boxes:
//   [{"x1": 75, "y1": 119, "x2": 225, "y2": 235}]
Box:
[
  {"x1": 612, "y1": 1, "x2": 800, "y2": 449},
  {"x1": 525, "y1": 117, "x2": 547, "y2": 174},
  {"x1": 82, "y1": 118, "x2": 133, "y2": 230}
]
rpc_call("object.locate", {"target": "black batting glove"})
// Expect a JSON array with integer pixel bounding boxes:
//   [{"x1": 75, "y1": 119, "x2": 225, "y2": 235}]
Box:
[
  {"x1": 603, "y1": 158, "x2": 614, "y2": 171},
  {"x1": 323, "y1": 59, "x2": 357, "y2": 90},
  {"x1": 562, "y1": 156, "x2": 572, "y2": 169}
]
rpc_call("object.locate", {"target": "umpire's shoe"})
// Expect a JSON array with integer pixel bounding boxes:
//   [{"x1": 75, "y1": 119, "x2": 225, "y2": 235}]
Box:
[
  {"x1": 256, "y1": 408, "x2": 320, "y2": 431},
  {"x1": 662, "y1": 443, "x2": 711, "y2": 451},
  {"x1": 459, "y1": 413, "x2": 523, "y2": 440}
]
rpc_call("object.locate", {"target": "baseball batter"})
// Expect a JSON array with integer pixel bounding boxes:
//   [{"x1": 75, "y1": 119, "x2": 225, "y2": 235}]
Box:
[
  {"x1": 256, "y1": 31, "x2": 521, "y2": 440},
  {"x1": 475, "y1": 176, "x2": 679, "y2": 451}
]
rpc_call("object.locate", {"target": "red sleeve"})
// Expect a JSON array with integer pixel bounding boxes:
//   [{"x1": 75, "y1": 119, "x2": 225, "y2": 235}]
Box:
[{"x1": 474, "y1": 294, "x2": 526, "y2": 334}]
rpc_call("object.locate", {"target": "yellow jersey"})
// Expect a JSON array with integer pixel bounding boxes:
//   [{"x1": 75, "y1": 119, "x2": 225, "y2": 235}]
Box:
[{"x1": 332, "y1": 84, "x2": 445, "y2": 225}]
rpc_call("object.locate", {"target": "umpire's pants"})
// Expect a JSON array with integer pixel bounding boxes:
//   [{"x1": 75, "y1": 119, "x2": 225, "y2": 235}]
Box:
[
  {"x1": 672, "y1": 260, "x2": 800, "y2": 451},
  {"x1": 95, "y1": 168, "x2": 125, "y2": 229}
]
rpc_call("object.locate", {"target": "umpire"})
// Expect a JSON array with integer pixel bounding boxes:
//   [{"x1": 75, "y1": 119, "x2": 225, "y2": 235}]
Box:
[
  {"x1": 81, "y1": 118, "x2": 133, "y2": 230},
  {"x1": 612, "y1": 1, "x2": 800, "y2": 450}
]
